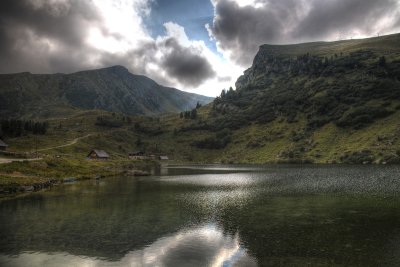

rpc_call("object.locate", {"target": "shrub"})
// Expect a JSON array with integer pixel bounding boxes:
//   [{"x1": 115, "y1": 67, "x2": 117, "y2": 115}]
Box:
[
  {"x1": 340, "y1": 150, "x2": 374, "y2": 164},
  {"x1": 336, "y1": 106, "x2": 393, "y2": 128},
  {"x1": 192, "y1": 130, "x2": 232, "y2": 149},
  {"x1": 95, "y1": 116, "x2": 123, "y2": 128}
]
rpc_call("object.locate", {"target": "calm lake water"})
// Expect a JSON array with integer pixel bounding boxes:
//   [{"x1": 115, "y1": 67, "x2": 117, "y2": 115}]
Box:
[{"x1": 1, "y1": 165, "x2": 400, "y2": 267}]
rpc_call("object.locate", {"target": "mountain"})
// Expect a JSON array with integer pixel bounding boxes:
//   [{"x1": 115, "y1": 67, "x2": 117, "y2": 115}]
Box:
[
  {"x1": 0, "y1": 65, "x2": 213, "y2": 118},
  {"x1": 3, "y1": 34, "x2": 400, "y2": 165}
]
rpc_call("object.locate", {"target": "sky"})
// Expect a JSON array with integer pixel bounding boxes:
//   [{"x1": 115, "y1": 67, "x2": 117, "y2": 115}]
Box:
[{"x1": 0, "y1": 0, "x2": 399, "y2": 96}]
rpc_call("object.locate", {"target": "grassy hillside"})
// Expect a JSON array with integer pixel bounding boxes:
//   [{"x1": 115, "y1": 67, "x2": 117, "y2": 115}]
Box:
[
  {"x1": 3, "y1": 102, "x2": 400, "y2": 166},
  {"x1": 0, "y1": 65, "x2": 213, "y2": 119}
]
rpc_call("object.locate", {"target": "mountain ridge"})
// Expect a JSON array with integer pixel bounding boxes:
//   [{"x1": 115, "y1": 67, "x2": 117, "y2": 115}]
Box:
[{"x1": 0, "y1": 65, "x2": 213, "y2": 118}]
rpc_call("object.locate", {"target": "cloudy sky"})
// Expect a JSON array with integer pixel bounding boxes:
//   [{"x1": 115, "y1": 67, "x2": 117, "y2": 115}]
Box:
[{"x1": 0, "y1": 0, "x2": 399, "y2": 96}]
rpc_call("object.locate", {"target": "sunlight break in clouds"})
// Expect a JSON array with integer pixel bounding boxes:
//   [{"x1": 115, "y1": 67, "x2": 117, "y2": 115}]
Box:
[{"x1": 89, "y1": 0, "x2": 242, "y2": 96}]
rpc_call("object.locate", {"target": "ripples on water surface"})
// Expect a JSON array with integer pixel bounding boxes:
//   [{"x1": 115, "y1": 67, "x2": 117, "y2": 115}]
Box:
[{"x1": 1, "y1": 165, "x2": 400, "y2": 266}]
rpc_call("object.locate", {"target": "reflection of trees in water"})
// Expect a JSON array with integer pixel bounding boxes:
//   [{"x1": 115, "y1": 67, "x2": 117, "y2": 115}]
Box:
[
  {"x1": 1, "y1": 166, "x2": 400, "y2": 266},
  {"x1": 0, "y1": 178, "x2": 197, "y2": 260}
]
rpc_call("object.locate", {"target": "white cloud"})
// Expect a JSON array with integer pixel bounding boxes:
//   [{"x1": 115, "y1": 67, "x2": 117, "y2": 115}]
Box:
[
  {"x1": 85, "y1": 0, "x2": 240, "y2": 96},
  {"x1": 88, "y1": 0, "x2": 152, "y2": 53}
]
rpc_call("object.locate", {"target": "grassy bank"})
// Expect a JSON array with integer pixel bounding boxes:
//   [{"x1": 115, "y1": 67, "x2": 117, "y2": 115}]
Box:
[{"x1": 0, "y1": 157, "x2": 159, "y2": 197}]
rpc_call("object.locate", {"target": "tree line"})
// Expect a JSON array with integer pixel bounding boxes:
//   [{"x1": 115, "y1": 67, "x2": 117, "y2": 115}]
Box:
[
  {"x1": 0, "y1": 119, "x2": 49, "y2": 137},
  {"x1": 180, "y1": 102, "x2": 202, "y2": 120}
]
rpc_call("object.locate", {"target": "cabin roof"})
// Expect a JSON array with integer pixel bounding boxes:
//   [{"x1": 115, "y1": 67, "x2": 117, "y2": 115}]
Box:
[
  {"x1": 0, "y1": 139, "x2": 8, "y2": 147},
  {"x1": 89, "y1": 149, "x2": 110, "y2": 158},
  {"x1": 129, "y1": 151, "x2": 144, "y2": 156}
]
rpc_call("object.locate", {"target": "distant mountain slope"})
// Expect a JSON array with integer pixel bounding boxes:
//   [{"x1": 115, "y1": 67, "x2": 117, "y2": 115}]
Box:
[{"x1": 0, "y1": 65, "x2": 213, "y2": 118}]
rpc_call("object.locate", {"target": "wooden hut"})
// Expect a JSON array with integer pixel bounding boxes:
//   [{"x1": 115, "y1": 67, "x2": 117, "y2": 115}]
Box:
[
  {"x1": 0, "y1": 139, "x2": 8, "y2": 151},
  {"x1": 128, "y1": 151, "x2": 147, "y2": 160},
  {"x1": 87, "y1": 149, "x2": 110, "y2": 160}
]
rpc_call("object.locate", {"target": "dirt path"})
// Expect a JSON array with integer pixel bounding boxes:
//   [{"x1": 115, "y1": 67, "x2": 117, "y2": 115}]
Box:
[
  {"x1": 0, "y1": 134, "x2": 92, "y2": 164},
  {"x1": 0, "y1": 157, "x2": 42, "y2": 164},
  {"x1": 37, "y1": 134, "x2": 93, "y2": 152}
]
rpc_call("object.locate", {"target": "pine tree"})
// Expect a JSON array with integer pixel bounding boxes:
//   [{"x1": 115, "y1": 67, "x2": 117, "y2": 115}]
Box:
[{"x1": 190, "y1": 108, "x2": 197, "y2": 119}]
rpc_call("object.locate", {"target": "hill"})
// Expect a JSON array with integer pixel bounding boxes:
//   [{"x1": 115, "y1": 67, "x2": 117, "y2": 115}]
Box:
[
  {"x1": 213, "y1": 33, "x2": 400, "y2": 130},
  {"x1": 168, "y1": 33, "x2": 400, "y2": 164},
  {"x1": 0, "y1": 65, "x2": 213, "y2": 118}
]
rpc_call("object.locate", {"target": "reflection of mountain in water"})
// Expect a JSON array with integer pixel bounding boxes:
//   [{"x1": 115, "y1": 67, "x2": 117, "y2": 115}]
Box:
[
  {"x1": 1, "y1": 165, "x2": 400, "y2": 266},
  {"x1": 0, "y1": 224, "x2": 257, "y2": 267}
]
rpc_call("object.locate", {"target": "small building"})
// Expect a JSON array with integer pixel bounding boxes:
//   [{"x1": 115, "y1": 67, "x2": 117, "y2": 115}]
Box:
[
  {"x1": 159, "y1": 155, "x2": 169, "y2": 160},
  {"x1": 0, "y1": 139, "x2": 8, "y2": 151},
  {"x1": 87, "y1": 149, "x2": 110, "y2": 160},
  {"x1": 129, "y1": 151, "x2": 147, "y2": 160}
]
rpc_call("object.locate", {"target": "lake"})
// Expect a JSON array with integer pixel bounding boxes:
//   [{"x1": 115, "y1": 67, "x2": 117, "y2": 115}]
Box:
[{"x1": 1, "y1": 165, "x2": 400, "y2": 266}]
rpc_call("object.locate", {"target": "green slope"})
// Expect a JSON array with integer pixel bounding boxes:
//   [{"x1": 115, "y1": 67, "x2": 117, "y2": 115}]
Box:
[
  {"x1": 4, "y1": 104, "x2": 400, "y2": 165},
  {"x1": 0, "y1": 65, "x2": 213, "y2": 119}
]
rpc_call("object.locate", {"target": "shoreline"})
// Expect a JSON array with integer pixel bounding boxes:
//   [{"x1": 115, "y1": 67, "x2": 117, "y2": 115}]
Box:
[
  {"x1": 0, "y1": 171, "x2": 152, "y2": 201},
  {"x1": 1, "y1": 159, "x2": 396, "y2": 200},
  {"x1": 0, "y1": 157, "x2": 158, "y2": 200}
]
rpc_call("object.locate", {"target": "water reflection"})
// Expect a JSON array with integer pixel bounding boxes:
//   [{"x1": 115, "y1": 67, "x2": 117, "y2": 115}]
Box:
[
  {"x1": 161, "y1": 173, "x2": 257, "y2": 187},
  {"x1": 0, "y1": 224, "x2": 256, "y2": 267},
  {"x1": 1, "y1": 165, "x2": 400, "y2": 266}
]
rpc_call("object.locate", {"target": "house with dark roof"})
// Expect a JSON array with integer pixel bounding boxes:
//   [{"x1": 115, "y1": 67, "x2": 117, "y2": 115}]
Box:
[
  {"x1": 128, "y1": 151, "x2": 147, "y2": 160},
  {"x1": 87, "y1": 149, "x2": 110, "y2": 160},
  {"x1": 0, "y1": 139, "x2": 8, "y2": 151}
]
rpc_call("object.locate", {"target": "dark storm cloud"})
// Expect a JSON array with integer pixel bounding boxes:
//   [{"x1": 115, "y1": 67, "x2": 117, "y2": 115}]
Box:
[
  {"x1": 159, "y1": 38, "x2": 216, "y2": 87},
  {"x1": 209, "y1": 0, "x2": 302, "y2": 65},
  {"x1": 208, "y1": 0, "x2": 400, "y2": 66},
  {"x1": 295, "y1": 0, "x2": 399, "y2": 39},
  {"x1": 0, "y1": 0, "x2": 102, "y2": 73},
  {"x1": 96, "y1": 37, "x2": 216, "y2": 88}
]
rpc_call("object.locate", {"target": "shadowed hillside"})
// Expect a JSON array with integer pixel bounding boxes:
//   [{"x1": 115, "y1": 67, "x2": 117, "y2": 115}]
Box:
[{"x1": 0, "y1": 65, "x2": 213, "y2": 119}]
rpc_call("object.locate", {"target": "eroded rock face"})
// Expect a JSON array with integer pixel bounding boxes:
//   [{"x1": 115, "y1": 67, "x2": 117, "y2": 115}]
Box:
[
  {"x1": 235, "y1": 45, "x2": 321, "y2": 90},
  {"x1": 235, "y1": 46, "x2": 288, "y2": 90}
]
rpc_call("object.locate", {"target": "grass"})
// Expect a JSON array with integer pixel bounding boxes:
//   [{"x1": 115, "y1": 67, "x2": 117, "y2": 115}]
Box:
[
  {"x1": 0, "y1": 157, "x2": 158, "y2": 186},
  {"x1": 4, "y1": 102, "x2": 400, "y2": 169}
]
